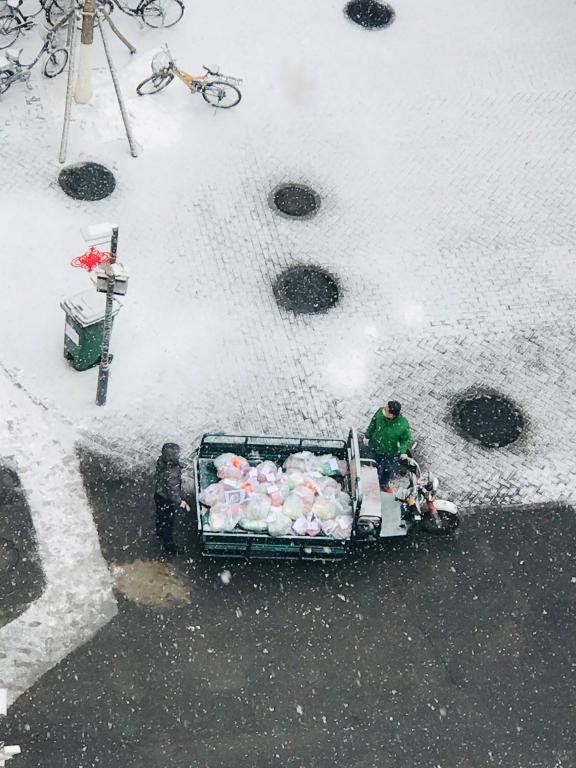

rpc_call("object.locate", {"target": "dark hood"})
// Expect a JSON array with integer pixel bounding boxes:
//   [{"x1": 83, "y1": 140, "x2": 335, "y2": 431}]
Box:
[{"x1": 161, "y1": 442, "x2": 181, "y2": 465}]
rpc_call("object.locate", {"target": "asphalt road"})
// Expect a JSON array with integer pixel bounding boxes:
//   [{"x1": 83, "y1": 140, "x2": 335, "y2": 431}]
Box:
[
  {"x1": 2, "y1": 449, "x2": 575, "y2": 768},
  {"x1": 0, "y1": 465, "x2": 44, "y2": 630}
]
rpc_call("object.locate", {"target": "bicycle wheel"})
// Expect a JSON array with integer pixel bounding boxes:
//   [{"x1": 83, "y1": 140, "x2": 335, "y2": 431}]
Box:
[
  {"x1": 0, "y1": 68, "x2": 14, "y2": 94},
  {"x1": 140, "y1": 0, "x2": 183, "y2": 27},
  {"x1": 46, "y1": 0, "x2": 73, "y2": 28},
  {"x1": 0, "y1": 12, "x2": 20, "y2": 49},
  {"x1": 136, "y1": 72, "x2": 173, "y2": 95},
  {"x1": 43, "y1": 47, "x2": 68, "y2": 77},
  {"x1": 421, "y1": 509, "x2": 460, "y2": 535},
  {"x1": 202, "y1": 81, "x2": 241, "y2": 108}
]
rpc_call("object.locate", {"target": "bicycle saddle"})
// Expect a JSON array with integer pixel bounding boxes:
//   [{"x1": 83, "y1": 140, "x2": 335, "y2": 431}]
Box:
[{"x1": 6, "y1": 48, "x2": 23, "y2": 64}]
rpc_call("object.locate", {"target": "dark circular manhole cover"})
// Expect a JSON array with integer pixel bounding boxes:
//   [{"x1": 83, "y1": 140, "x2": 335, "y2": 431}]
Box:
[
  {"x1": 273, "y1": 265, "x2": 340, "y2": 314},
  {"x1": 453, "y1": 393, "x2": 525, "y2": 448},
  {"x1": 271, "y1": 184, "x2": 320, "y2": 218},
  {"x1": 58, "y1": 162, "x2": 116, "y2": 201},
  {"x1": 0, "y1": 537, "x2": 19, "y2": 572},
  {"x1": 344, "y1": 0, "x2": 395, "y2": 29}
]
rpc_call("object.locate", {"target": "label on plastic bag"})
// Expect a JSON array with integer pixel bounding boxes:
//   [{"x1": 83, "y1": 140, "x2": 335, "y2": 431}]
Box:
[
  {"x1": 266, "y1": 484, "x2": 278, "y2": 494},
  {"x1": 224, "y1": 489, "x2": 246, "y2": 505}
]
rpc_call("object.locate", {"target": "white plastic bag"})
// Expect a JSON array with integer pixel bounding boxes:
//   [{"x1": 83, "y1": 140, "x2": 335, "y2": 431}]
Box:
[
  {"x1": 315, "y1": 454, "x2": 349, "y2": 477},
  {"x1": 198, "y1": 482, "x2": 225, "y2": 507},
  {"x1": 311, "y1": 497, "x2": 340, "y2": 521},
  {"x1": 320, "y1": 518, "x2": 337, "y2": 536},
  {"x1": 238, "y1": 518, "x2": 268, "y2": 532},
  {"x1": 293, "y1": 512, "x2": 322, "y2": 537},
  {"x1": 255, "y1": 460, "x2": 279, "y2": 482},
  {"x1": 292, "y1": 485, "x2": 315, "y2": 512},
  {"x1": 336, "y1": 491, "x2": 353, "y2": 515},
  {"x1": 266, "y1": 510, "x2": 292, "y2": 536},
  {"x1": 329, "y1": 515, "x2": 353, "y2": 539},
  {"x1": 283, "y1": 493, "x2": 306, "y2": 520},
  {"x1": 208, "y1": 503, "x2": 237, "y2": 532},
  {"x1": 284, "y1": 469, "x2": 306, "y2": 490},
  {"x1": 243, "y1": 494, "x2": 271, "y2": 520},
  {"x1": 214, "y1": 452, "x2": 249, "y2": 480},
  {"x1": 283, "y1": 452, "x2": 313, "y2": 472}
]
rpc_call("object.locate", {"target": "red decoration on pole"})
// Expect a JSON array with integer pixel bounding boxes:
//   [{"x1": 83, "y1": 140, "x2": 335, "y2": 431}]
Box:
[{"x1": 70, "y1": 245, "x2": 112, "y2": 272}]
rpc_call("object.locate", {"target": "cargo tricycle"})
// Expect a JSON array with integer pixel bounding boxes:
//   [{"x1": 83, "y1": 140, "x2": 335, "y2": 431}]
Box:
[{"x1": 192, "y1": 428, "x2": 459, "y2": 561}]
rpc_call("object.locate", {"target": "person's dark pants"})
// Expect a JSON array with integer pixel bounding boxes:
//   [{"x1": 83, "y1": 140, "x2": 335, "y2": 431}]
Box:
[
  {"x1": 154, "y1": 493, "x2": 177, "y2": 552},
  {"x1": 373, "y1": 455, "x2": 399, "y2": 490}
]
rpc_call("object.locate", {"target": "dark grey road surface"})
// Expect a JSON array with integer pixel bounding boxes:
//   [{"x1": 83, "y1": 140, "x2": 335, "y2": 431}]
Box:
[
  {"x1": 2, "y1": 449, "x2": 575, "y2": 768},
  {"x1": 0, "y1": 465, "x2": 44, "y2": 629}
]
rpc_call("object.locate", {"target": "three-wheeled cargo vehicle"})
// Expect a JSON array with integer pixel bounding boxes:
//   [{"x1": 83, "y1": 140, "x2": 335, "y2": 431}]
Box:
[{"x1": 193, "y1": 428, "x2": 459, "y2": 561}]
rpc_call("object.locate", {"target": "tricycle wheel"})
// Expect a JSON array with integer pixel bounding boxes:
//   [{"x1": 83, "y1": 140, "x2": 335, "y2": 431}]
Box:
[{"x1": 421, "y1": 509, "x2": 460, "y2": 535}]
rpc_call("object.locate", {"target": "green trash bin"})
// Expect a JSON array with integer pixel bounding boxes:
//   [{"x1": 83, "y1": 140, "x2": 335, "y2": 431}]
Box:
[{"x1": 60, "y1": 289, "x2": 122, "y2": 371}]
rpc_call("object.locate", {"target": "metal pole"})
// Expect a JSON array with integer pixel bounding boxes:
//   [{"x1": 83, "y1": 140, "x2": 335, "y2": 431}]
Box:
[
  {"x1": 100, "y1": 8, "x2": 136, "y2": 55},
  {"x1": 74, "y1": 0, "x2": 96, "y2": 103},
  {"x1": 96, "y1": 14, "x2": 138, "y2": 158},
  {"x1": 96, "y1": 227, "x2": 118, "y2": 407},
  {"x1": 59, "y1": 8, "x2": 78, "y2": 163}
]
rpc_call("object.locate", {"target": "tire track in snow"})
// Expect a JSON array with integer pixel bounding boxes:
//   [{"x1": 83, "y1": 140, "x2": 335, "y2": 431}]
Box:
[{"x1": 0, "y1": 368, "x2": 117, "y2": 708}]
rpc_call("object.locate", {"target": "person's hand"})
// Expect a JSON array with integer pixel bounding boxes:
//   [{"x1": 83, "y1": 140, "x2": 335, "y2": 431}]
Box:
[
  {"x1": 362, "y1": 436, "x2": 369, "y2": 447},
  {"x1": 180, "y1": 500, "x2": 190, "y2": 511}
]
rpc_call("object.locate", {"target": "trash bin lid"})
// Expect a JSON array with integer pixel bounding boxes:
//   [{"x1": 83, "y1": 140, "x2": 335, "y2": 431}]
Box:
[{"x1": 60, "y1": 289, "x2": 122, "y2": 327}]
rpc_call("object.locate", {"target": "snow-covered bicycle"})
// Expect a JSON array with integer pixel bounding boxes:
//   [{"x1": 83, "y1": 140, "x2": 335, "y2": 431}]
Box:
[
  {"x1": 136, "y1": 46, "x2": 242, "y2": 108},
  {"x1": 0, "y1": 24, "x2": 68, "y2": 91}
]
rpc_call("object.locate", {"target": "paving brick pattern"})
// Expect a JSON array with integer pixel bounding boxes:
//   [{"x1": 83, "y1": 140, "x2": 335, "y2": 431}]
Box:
[{"x1": 1, "y1": 0, "x2": 575, "y2": 512}]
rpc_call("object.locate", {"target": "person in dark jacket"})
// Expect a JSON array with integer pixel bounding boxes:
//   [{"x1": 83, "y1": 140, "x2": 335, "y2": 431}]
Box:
[
  {"x1": 154, "y1": 442, "x2": 189, "y2": 555},
  {"x1": 364, "y1": 400, "x2": 411, "y2": 492}
]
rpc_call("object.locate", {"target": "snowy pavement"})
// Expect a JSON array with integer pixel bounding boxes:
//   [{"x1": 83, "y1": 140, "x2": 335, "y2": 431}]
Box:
[
  {"x1": 0, "y1": 369, "x2": 116, "y2": 706},
  {"x1": 1, "y1": 0, "x2": 576, "y2": 706},
  {"x1": 2, "y1": 0, "x2": 575, "y2": 507}
]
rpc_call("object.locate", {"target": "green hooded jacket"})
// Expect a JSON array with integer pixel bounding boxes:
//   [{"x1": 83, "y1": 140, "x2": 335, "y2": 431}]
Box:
[{"x1": 365, "y1": 409, "x2": 411, "y2": 457}]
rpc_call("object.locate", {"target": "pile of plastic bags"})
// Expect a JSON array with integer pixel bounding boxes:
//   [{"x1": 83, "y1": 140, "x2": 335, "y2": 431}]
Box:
[{"x1": 199, "y1": 451, "x2": 353, "y2": 538}]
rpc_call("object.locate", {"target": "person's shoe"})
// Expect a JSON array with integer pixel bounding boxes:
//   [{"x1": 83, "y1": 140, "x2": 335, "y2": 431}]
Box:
[{"x1": 383, "y1": 486, "x2": 395, "y2": 494}]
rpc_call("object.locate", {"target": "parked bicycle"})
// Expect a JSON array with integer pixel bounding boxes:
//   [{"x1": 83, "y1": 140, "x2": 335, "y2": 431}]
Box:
[
  {"x1": 0, "y1": 0, "x2": 70, "y2": 45},
  {"x1": 0, "y1": 0, "x2": 43, "y2": 47},
  {"x1": 0, "y1": 25, "x2": 68, "y2": 90},
  {"x1": 98, "y1": 0, "x2": 183, "y2": 28},
  {"x1": 136, "y1": 46, "x2": 242, "y2": 108}
]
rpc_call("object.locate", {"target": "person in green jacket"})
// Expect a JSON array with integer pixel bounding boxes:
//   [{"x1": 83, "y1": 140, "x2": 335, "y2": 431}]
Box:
[{"x1": 364, "y1": 400, "x2": 411, "y2": 491}]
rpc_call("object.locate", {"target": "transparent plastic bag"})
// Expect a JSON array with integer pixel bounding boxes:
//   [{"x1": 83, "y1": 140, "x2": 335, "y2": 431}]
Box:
[
  {"x1": 329, "y1": 515, "x2": 353, "y2": 539},
  {"x1": 292, "y1": 512, "x2": 322, "y2": 537},
  {"x1": 208, "y1": 503, "x2": 237, "y2": 532},
  {"x1": 255, "y1": 460, "x2": 280, "y2": 483},
  {"x1": 266, "y1": 510, "x2": 292, "y2": 536},
  {"x1": 214, "y1": 452, "x2": 249, "y2": 480},
  {"x1": 311, "y1": 497, "x2": 341, "y2": 521},
  {"x1": 199, "y1": 482, "x2": 225, "y2": 507},
  {"x1": 238, "y1": 518, "x2": 268, "y2": 532},
  {"x1": 243, "y1": 494, "x2": 271, "y2": 520},
  {"x1": 283, "y1": 493, "x2": 306, "y2": 520},
  {"x1": 292, "y1": 485, "x2": 315, "y2": 512}
]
